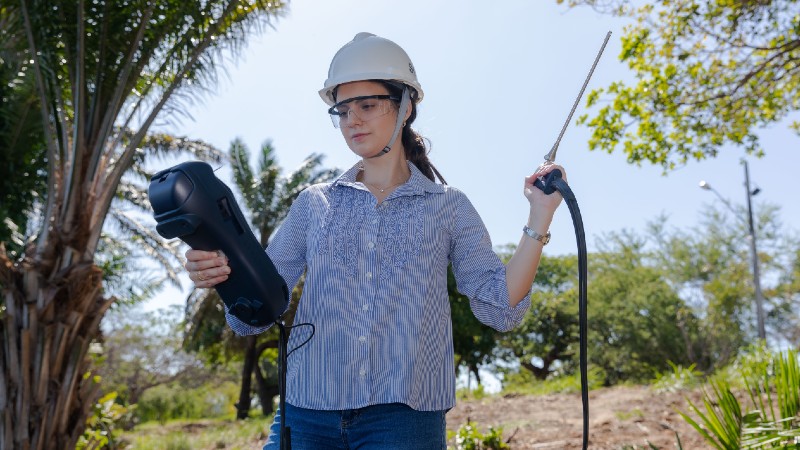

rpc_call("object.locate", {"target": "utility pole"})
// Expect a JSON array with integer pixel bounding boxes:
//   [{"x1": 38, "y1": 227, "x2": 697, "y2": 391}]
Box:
[
  {"x1": 743, "y1": 160, "x2": 766, "y2": 340},
  {"x1": 699, "y1": 160, "x2": 766, "y2": 341}
]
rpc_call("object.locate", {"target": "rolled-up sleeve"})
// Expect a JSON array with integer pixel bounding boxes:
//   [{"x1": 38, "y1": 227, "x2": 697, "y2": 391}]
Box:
[
  {"x1": 226, "y1": 189, "x2": 310, "y2": 335},
  {"x1": 449, "y1": 192, "x2": 530, "y2": 332}
]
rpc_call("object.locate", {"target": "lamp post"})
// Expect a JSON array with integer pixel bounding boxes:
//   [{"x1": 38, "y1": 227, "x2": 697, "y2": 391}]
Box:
[{"x1": 699, "y1": 160, "x2": 766, "y2": 341}]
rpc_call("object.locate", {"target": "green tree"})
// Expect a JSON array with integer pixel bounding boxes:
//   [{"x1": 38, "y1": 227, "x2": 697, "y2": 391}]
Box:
[
  {"x1": 558, "y1": 0, "x2": 800, "y2": 169},
  {"x1": 498, "y1": 238, "x2": 693, "y2": 385},
  {"x1": 496, "y1": 255, "x2": 579, "y2": 380},
  {"x1": 184, "y1": 138, "x2": 338, "y2": 418},
  {"x1": 587, "y1": 233, "x2": 694, "y2": 384},
  {"x1": 0, "y1": 1, "x2": 287, "y2": 448},
  {"x1": 98, "y1": 306, "x2": 212, "y2": 410},
  {"x1": 450, "y1": 265, "x2": 498, "y2": 386},
  {"x1": 649, "y1": 204, "x2": 799, "y2": 368}
]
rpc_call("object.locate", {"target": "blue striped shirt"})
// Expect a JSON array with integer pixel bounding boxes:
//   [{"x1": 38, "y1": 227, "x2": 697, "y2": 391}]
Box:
[{"x1": 226, "y1": 161, "x2": 531, "y2": 411}]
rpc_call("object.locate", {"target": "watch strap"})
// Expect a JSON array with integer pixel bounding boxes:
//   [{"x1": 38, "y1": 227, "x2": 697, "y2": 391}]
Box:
[{"x1": 523, "y1": 225, "x2": 551, "y2": 245}]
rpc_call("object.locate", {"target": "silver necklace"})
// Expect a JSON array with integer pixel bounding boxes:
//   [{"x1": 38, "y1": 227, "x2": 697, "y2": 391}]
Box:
[
  {"x1": 357, "y1": 168, "x2": 407, "y2": 193},
  {"x1": 362, "y1": 180, "x2": 405, "y2": 193}
]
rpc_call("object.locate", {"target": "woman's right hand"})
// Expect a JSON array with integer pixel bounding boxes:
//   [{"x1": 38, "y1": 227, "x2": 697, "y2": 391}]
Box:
[{"x1": 185, "y1": 249, "x2": 230, "y2": 288}]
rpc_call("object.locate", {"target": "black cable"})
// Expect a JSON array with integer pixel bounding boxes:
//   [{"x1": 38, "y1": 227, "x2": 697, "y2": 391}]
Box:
[
  {"x1": 277, "y1": 321, "x2": 289, "y2": 450},
  {"x1": 535, "y1": 170, "x2": 589, "y2": 450},
  {"x1": 286, "y1": 323, "x2": 316, "y2": 357},
  {"x1": 276, "y1": 321, "x2": 315, "y2": 450}
]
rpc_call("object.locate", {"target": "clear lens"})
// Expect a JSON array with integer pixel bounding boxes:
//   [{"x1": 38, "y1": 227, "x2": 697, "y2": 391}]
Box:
[{"x1": 328, "y1": 95, "x2": 398, "y2": 128}]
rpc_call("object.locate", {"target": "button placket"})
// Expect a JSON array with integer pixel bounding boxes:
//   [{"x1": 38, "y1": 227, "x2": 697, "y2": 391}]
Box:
[{"x1": 356, "y1": 209, "x2": 380, "y2": 387}]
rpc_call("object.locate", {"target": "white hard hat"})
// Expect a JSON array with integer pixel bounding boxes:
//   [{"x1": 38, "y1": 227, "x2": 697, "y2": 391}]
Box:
[{"x1": 319, "y1": 32, "x2": 423, "y2": 106}]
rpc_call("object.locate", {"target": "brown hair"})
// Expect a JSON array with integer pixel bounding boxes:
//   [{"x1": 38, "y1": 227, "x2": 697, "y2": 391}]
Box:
[{"x1": 381, "y1": 81, "x2": 447, "y2": 184}]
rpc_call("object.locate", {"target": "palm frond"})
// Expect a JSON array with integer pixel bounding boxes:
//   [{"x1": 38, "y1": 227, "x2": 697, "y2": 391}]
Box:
[
  {"x1": 107, "y1": 209, "x2": 183, "y2": 289},
  {"x1": 276, "y1": 153, "x2": 340, "y2": 218},
  {"x1": 115, "y1": 180, "x2": 152, "y2": 213},
  {"x1": 95, "y1": 233, "x2": 169, "y2": 308},
  {"x1": 0, "y1": 42, "x2": 47, "y2": 256},
  {"x1": 137, "y1": 132, "x2": 225, "y2": 165},
  {"x1": 230, "y1": 137, "x2": 257, "y2": 209},
  {"x1": 775, "y1": 349, "x2": 799, "y2": 422},
  {"x1": 256, "y1": 140, "x2": 281, "y2": 209}
]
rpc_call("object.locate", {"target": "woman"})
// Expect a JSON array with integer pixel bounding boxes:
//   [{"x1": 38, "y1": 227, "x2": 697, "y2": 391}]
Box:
[{"x1": 184, "y1": 32, "x2": 566, "y2": 449}]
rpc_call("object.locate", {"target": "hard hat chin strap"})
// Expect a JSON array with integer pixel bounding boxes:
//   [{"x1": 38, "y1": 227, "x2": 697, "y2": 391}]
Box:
[{"x1": 369, "y1": 87, "x2": 411, "y2": 159}]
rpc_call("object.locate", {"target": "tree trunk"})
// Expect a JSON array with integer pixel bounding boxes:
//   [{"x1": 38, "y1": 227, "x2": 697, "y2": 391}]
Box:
[
  {"x1": 468, "y1": 362, "x2": 482, "y2": 386},
  {"x1": 236, "y1": 335, "x2": 257, "y2": 420},
  {"x1": 253, "y1": 363, "x2": 279, "y2": 416},
  {"x1": 1, "y1": 252, "x2": 112, "y2": 450}
]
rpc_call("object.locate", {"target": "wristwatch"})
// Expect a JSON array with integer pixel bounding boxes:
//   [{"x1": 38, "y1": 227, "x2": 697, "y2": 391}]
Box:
[{"x1": 523, "y1": 225, "x2": 551, "y2": 245}]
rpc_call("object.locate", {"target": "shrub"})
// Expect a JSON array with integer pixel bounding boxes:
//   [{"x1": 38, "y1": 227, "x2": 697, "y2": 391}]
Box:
[
  {"x1": 652, "y1": 361, "x2": 703, "y2": 393},
  {"x1": 450, "y1": 420, "x2": 509, "y2": 450},
  {"x1": 77, "y1": 391, "x2": 129, "y2": 450},
  {"x1": 135, "y1": 380, "x2": 239, "y2": 424}
]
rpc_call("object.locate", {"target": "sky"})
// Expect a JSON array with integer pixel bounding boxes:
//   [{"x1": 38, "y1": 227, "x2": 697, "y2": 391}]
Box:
[{"x1": 146, "y1": 0, "x2": 800, "y2": 310}]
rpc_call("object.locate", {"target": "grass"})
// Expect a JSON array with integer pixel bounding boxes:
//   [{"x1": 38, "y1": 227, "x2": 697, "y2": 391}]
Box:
[
  {"x1": 614, "y1": 408, "x2": 645, "y2": 421},
  {"x1": 119, "y1": 416, "x2": 273, "y2": 450}
]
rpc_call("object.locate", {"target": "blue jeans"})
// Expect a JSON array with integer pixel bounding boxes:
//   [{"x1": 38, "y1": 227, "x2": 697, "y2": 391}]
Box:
[{"x1": 262, "y1": 402, "x2": 446, "y2": 449}]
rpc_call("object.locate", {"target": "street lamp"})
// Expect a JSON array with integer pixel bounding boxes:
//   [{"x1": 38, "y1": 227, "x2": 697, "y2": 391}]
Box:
[{"x1": 699, "y1": 160, "x2": 766, "y2": 341}]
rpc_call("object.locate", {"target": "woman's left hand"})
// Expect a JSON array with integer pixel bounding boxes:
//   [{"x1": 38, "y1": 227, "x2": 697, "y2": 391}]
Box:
[{"x1": 523, "y1": 161, "x2": 566, "y2": 214}]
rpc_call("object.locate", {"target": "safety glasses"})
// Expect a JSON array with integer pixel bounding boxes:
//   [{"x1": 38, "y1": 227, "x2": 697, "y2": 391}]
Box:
[{"x1": 328, "y1": 94, "x2": 399, "y2": 128}]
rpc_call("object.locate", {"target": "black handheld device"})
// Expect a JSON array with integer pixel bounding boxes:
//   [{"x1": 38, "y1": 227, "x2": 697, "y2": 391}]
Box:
[{"x1": 148, "y1": 160, "x2": 289, "y2": 327}]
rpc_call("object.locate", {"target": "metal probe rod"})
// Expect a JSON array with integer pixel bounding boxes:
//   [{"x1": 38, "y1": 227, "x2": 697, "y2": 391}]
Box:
[{"x1": 544, "y1": 31, "x2": 612, "y2": 162}]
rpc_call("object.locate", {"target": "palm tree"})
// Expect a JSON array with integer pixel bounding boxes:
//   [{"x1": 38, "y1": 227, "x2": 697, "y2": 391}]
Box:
[
  {"x1": 0, "y1": 1, "x2": 288, "y2": 448},
  {"x1": 184, "y1": 138, "x2": 339, "y2": 418}
]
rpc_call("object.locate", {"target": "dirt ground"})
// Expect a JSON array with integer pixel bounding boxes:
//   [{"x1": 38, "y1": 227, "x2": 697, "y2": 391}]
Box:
[
  {"x1": 128, "y1": 385, "x2": 713, "y2": 449},
  {"x1": 445, "y1": 385, "x2": 712, "y2": 449}
]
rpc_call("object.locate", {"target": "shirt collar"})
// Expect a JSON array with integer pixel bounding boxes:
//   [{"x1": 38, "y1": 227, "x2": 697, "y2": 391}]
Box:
[{"x1": 333, "y1": 161, "x2": 445, "y2": 196}]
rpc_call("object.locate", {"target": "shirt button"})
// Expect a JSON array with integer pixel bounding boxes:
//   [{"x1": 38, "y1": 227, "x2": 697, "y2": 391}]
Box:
[
  {"x1": 366, "y1": 272, "x2": 372, "y2": 279},
  {"x1": 358, "y1": 336, "x2": 366, "y2": 343},
  {"x1": 372, "y1": 218, "x2": 378, "y2": 224},
  {"x1": 367, "y1": 241, "x2": 375, "y2": 249},
  {"x1": 362, "y1": 304, "x2": 369, "y2": 311},
  {"x1": 359, "y1": 368, "x2": 366, "y2": 377}
]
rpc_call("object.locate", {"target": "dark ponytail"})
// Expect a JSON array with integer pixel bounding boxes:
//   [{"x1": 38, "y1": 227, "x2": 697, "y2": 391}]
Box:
[{"x1": 382, "y1": 81, "x2": 447, "y2": 184}]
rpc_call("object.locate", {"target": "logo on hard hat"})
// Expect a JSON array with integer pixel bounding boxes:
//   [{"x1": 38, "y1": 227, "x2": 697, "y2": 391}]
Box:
[{"x1": 409, "y1": 62, "x2": 415, "y2": 74}]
